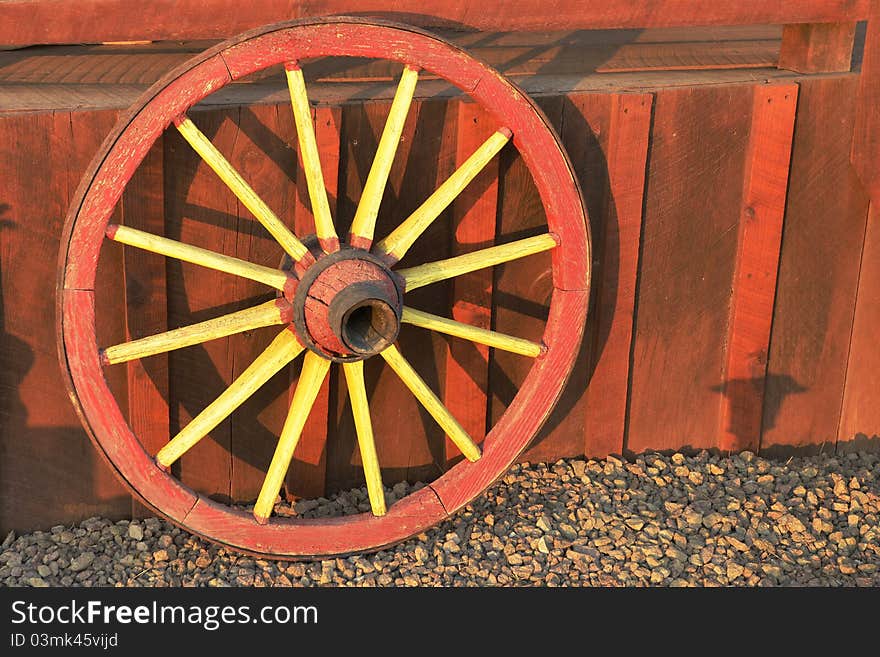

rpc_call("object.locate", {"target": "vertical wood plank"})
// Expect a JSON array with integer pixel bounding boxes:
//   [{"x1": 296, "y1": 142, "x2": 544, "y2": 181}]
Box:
[
  {"x1": 0, "y1": 110, "x2": 130, "y2": 534},
  {"x1": 121, "y1": 139, "x2": 169, "y2": 518},
  {"x1": 852, "y1": 5, "x2": 880, "y2": 202},
  {"x1": 227, "y1": 103, "x2": 300, "y2": 503},
  {"x1": 718, "y1": 83, "x2": 798, "y2": 453},
  {"x1": 778, "y1": 22, "x2": 857, "y2": 73},
  {"x1": 838, "y1": 203, "x2": 880, "y2": 450},
  {"x1": 626, "y1": 84, "x2": 753, "y2": 455},
  {"x1": 761, "y1": 75, "x2": 870, "y2": 455},
  {"x1": 441, "y1": 100, "x2": 497, "y2": 465},
  {"x1": 581, "y1": 92, "x2": 653, "y2": 459},
  {"x1": 518, "y1": 92, "x2": 652, "y2": 463},
  {"x1": 535, "y1": 92, "x2": 611, "y2": 464},
  {"x1": 288, "y1": 104, "x2": 341, "y2": 499},
  {"x1": 166, "y1": 107, "x2": 238, "y2": 502}
]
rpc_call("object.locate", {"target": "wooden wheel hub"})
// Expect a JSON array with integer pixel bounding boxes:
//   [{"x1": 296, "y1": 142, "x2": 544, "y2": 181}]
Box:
[{"x1": 289, "y1": 248, "x2": 404, "y2": 361}]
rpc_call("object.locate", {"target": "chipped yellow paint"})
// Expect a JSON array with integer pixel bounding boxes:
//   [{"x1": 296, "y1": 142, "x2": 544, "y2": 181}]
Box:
[
  {"x1": 175, "y1": 116, "x2": 309, "y2": 261},
  {"x1": 253, "y1": 351, "x2": 331, "y2": 522},
  {"x1": 398, "y1": 233, "x2": 557, "y2": 291},
  {"x1": 380, "y1": 344, "x2": 480, "y2": 462},
  {"x1": 285, "y1": 66, "x2": 337, "y2": 249},
  {"x1": 376, "y1": 129, "x2": 511, "y2": 261},
  {"x1": 108, "y1": 225, "x2": 291, "y2": 290},
  {"x1": 342, "y1": 361, "x2": 386, "y2": 516},
  {"x1": 102, "y1": 299, "x2": 288, "y2": 364},
  {"x1": 348, "y1": 66, "x2": 419, "y2": 243},
  {"x1": 156, "y1": 330, "x2": 304, "y2": 467},
  {"x1": 401, "y1": 306, "x2": 542, "y2": 357}
]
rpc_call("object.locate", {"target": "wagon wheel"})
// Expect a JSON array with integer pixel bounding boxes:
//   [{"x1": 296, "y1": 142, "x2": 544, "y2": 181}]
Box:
[{"x1": 58, "y1": 17, "x2": 590, "y2": 559}]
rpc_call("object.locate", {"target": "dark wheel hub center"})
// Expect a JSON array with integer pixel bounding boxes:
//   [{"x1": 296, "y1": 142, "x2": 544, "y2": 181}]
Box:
[{"x1": 288, "y1": 245, "x2": 404, "y2": 361}]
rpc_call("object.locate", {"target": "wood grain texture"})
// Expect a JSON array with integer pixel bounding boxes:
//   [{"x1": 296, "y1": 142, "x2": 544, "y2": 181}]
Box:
[
  {"x1": 376, "y1": 127, "x2": 508, "y2": 262},
  {"x1": 120, "y1": 140, "x2": 169, "y2": 518},
  {"x1": 62, "y1": 54, "x2": 232, "y2": 291},
  {"x1": 761, "y1": 75, "x2": 870, "y2": 456},
  {"x1": 174, "y1": 115, "x2": 308, "y2": 262},
  {"x1": 718, "y1": 83, "x2": 798, "y2": 453},
  {"x1": 253, "y1": 350, "x2": 329, "y2": 521},
  {"x1": 778, "y1": 22, "x2": 857, "y2": 73},
  {"x1": 442, "y1": 101, "x2": 497, "y2": 465},
  {"x1": 0, "y1": 110, "x2": 131, "y2": 535},
  {"x1": 400, "y1": 234, "x2": 557, "y2": 291},
  {"x1": 573, "y1": 92, "x2": 653, "y2": 459},
  {"x1": 0, "y1": 0, "x2": 867, "y2": 46},
  {"x1": 626, "y1": 83, "x2": 753, "y2": 455},
  {"x1": 348, "y1": 65, "x2": 419, "y2": 247},
  {"x1": 288, "y1": 105, "x2": 340, "y2": 499},
  {"x1": 838, "y1": 203, "x2": 880, "y2": 450},
  {"x1": 516, "y1": 91, "x2": 651, "y2": 463},
  {"x1": 155, "y1": 331, "x2": 302, "y2": 469}
]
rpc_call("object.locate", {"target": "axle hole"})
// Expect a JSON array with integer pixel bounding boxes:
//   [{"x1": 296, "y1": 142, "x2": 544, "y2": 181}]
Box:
[{"x1": 342, "y1": 301, "x2": 398, "y2": 354}]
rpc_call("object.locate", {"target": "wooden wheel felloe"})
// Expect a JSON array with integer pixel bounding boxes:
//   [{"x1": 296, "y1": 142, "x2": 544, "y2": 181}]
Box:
[{"x1": 58, "y1": 17, "x2": 590, "y2": 558}]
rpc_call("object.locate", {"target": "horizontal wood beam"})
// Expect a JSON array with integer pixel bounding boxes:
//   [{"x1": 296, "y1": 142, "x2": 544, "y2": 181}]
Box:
[
  {"x1": 778, "y1": 22, "x2": 857, "y2": 73},
  {"x1": 0, "y1": 0, "x2": 870, "y2": 47}
]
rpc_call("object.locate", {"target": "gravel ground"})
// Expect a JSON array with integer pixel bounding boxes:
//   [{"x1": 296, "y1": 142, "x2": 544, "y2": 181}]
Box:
[{"x1": 1, "y1": 450, "x2": 878, "y2": 587}]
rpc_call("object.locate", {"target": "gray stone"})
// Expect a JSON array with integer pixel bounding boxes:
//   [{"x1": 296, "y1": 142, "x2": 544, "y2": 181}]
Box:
[
  {"x1": 69, "y1": 552, "x2": 95, "y2": 572},
  {"x1": 0, "y1": 450, "x2": 876, "y2": 589}
]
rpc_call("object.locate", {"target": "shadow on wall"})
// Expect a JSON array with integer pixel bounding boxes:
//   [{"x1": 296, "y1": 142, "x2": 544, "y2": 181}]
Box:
[
  {"x1": 711, "y1": 373, "x2": 808, "y2": 447},
  {"x1": 758, "y1": 434, "x2": 880, "y2": 459},
  {"x1": 0, "y1": 204, "x2": 130, "y2": 535}
]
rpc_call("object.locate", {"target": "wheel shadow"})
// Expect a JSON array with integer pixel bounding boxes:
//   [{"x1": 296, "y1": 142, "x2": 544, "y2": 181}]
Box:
[{"x1": 0, "y1": 210, "x2": 130, "y2": 534}]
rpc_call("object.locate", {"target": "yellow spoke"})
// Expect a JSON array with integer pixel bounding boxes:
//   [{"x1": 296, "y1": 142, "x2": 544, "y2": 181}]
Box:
[
  {"x1": 348, "y1": 65, "x2": 419, "y2": 246},
  {"x1": 155, "y1": 330, "x2": 303, "y2": 468},
  {"x1": 101, "y1": 299, "x2": 290, "y2": 365},
  {"x1": 107, "y1": 224, "x2": 292, "y2": 291},
  {"x1": 401, "y1": 306, "x2": 542, "y2": 358},
  {"x1": 342, "y1": 361, "x2": 386, "y2": 516},
  {"x1": 398, "y1": 233, "x2": 558, "y2": 291},
  {"x1": 380, "y1": 344, "x2": 480, "y2": 462},
  {"x1": 376, "y1": 128, "x2": 512, "y2": 262},
  {"x1": 285, "y1": 64, "x2": 337, "y2": 251},
  {"x1": 174, "y1": 116, "x2": 310, "y2": 262},
  {"x1": 253, "y1": 351, "x2": 331, "y2": 523}
]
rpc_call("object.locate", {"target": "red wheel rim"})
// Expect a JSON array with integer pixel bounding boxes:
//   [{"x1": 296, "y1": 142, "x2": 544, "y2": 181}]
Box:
[{"x1": 58, "y1": 17, "x2": 590, "y2": 558}]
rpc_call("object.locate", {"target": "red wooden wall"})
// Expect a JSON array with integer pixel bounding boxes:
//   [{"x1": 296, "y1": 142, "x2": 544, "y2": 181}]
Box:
[{"x1": 1, "y1": 9, "x2": 879, "y2": 533}]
